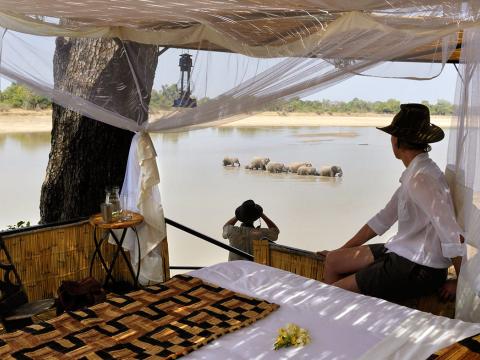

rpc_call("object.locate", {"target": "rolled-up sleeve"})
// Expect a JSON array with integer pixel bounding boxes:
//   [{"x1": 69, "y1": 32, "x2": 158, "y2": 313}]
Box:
[
  {"x1": 409, "y1": 173, "x2": 465, "y2": 258},
  {"x1": 261, "y1": 228, "x2": 279, "y2": 241},
  {"x1": 367, "y1": 188, "x2": 400, "y2": 236}
]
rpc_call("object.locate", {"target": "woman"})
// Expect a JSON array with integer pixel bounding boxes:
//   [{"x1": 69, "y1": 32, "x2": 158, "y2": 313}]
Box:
[{"x1": 223, "y1": 200, "x2": 279, "y2": 261}]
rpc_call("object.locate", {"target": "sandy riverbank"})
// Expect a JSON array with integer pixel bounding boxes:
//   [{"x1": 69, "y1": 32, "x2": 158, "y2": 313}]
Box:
[
  {"x1": 0, "y1": 109, "x2": 52, "y2": 134},
  {"x1": 0, "y1": 110, "x2": 453, "y2": 134},
  {"x1": 220, "y1": 112, "x2": 453, "y2": 128}
]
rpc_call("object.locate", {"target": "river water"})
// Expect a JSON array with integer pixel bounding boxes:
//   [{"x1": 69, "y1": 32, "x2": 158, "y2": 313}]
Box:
[{"x1": 0, "y1": 126, "x2": 450, "y2": 269}]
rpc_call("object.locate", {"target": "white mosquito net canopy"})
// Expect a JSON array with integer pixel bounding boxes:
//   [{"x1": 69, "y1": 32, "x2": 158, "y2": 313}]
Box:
[{"x1": 1, "y1": 0, "x2": 480, "y2": 322}]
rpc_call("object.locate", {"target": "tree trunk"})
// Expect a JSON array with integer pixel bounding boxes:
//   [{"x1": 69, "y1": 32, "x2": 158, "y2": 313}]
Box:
[{"x1": 40, "y1": 38, "x2": 159, "y2": 223}]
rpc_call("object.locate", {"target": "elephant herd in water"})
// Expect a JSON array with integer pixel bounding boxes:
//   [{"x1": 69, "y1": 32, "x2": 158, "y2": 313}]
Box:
[{"x1": 223, "y1": 157, "x2": 343, "y2": 177}]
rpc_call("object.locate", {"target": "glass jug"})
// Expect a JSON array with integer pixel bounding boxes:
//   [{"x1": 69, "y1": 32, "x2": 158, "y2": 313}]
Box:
[{"x1": 105, "y1": 186, "x2": 121, "y2": 219}]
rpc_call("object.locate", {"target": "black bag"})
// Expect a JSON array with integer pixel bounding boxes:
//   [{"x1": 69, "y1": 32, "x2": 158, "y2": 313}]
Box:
[{"x1": 55, "y1": 277, "x2": 106, "y2": 315}]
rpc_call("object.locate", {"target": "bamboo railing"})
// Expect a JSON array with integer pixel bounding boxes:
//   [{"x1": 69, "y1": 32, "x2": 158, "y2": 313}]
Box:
[
  {"x1": 0, "y1": 220, "x2": 169, "y2": 301},
  {"x1": 253, "y1": 239, "x2": 325, "y2": 280},
  {"x1": 253, "y1": 239, "x2": 456, "y2": 318},
  {"x1": 0, "y1": 219, "x2": 453, "y2": 318}
]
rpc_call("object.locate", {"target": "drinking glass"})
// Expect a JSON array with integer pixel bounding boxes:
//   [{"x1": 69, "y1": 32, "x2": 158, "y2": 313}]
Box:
[
  {"x1": 121, "y1": 193, "x2": 133, "y2": 221},
  {"x1": 100, "y1": 202, "x2": 113, "y2": 223}
]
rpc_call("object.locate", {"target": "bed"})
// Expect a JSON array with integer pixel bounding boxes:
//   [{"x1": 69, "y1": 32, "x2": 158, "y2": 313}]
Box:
[
  {"x1": 1, "y1": 261, "x2": 479, "y2": 359},
  {"x1": 186, "y1": 261, "x2": 480, "y2": 360}
]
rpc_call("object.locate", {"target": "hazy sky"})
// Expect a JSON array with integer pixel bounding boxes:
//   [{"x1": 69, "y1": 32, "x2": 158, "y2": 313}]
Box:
[
  {"x1": 1, "y1": 34, "x2": 459, "y2": 104},
  {"x1": 158, "y1": 48, "x2": 458, "y2": 103}
]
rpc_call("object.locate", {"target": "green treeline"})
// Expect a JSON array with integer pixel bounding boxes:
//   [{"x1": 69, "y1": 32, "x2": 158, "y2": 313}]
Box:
[
  {"x1": 150, "y1": 84, "x2": 210, "y2": 110},
  {"x1": 150, "y1": 84, "x2": 178, "y2": 110},
  {"x1": 149, "y1": 85, "x2": 454, "y2": 115},
  {"x1": 264, "y1": 98, "x2": 454, "y2": 115},
  {"x1": 0, "y1": 84, "x2": 51, "y2": 110},
  {"x1": 1, "y1": 83, "x2": 454, "y2": 115}
]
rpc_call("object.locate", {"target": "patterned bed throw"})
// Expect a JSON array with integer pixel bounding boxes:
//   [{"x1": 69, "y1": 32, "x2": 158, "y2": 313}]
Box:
[
  {"x1": 428, "y1": 333, "x2": 480, "y2": 359},
  {"x1": 0, "y1": 274, "x2": 279, "y2": 359}
]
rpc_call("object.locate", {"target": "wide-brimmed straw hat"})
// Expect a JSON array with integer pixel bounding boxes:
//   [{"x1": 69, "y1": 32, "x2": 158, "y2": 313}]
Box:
[
  {"x1": 377, "y1": 103, "x2": 444, "y2": 143},
  {"x1": 235, "y1": 200, "x2": 263, "y2": 223}
]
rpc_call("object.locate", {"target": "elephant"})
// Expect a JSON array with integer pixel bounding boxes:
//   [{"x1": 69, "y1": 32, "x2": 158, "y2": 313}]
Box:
[
  {"x1": 286, "y1": 162, "x2": 312, "y2": 173},
  {"x1": 223, "y1": 157, "x2": 240, "y2": 167},
  {"x1": 318, "y1": 165, "x2": 343, "y2": 177},
  {"x1": 297, "y1": 166, "x2": 319, "y2": 176},
  {"x1": 246, "y1": 157, "x2": 270, "y2": 170},
  {"x1": 266, "y1": 162, "x2": 287, "y2": 173}
]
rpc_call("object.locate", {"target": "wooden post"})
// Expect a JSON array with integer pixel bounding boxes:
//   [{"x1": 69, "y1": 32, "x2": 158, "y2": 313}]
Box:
[
  {"x1": 253, "y1": 239, "x2": 270, "y2": 266},
  {"x1": 160, "y1": 238, "x2": 170, "y2": 281}
]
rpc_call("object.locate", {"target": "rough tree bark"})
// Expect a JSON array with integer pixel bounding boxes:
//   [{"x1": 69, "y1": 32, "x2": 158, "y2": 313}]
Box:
[{"x1": 40, "y1": 38, "x2": 159, "y2": 223}]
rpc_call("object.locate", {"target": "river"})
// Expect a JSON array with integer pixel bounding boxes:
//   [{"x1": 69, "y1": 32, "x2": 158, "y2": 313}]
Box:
[{"x1": 0, "y1": 126, "x2": 450, "y2": 269}]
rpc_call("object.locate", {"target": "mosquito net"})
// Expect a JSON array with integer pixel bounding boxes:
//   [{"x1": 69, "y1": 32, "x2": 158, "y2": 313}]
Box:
[
  {"x1": 0, "y1": 10, "x2": 467, "y2": 132},
  {"x1": 0, "y1": 1, "x2": 479, "y2": 318}
]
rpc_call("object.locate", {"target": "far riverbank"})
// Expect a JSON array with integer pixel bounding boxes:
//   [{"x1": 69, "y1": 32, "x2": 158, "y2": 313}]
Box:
[{"x1": 0, "y1": 110, "x2": 453, "y2": 134}]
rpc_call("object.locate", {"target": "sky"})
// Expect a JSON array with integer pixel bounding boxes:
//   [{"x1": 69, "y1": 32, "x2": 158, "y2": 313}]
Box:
[
  {"x1": 157, "y1": 48, "x2": 459, "y2": 103},
  {"x1": 1, "y1": 34, "x2": 459, "y2": 104}
]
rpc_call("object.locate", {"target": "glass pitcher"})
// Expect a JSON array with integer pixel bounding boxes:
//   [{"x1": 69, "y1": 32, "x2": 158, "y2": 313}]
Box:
[{"x1": 105, "y1": 186, "x2": 121, "y2": 219}]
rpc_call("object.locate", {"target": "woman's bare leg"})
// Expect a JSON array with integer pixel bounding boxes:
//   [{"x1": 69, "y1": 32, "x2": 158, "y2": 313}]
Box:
[
  {"x1": 323, "y1": 246, "x2": 374, "y2": 284},
  {"x1": 332, "y1": 274, "x2": 360, "y2": 293}
]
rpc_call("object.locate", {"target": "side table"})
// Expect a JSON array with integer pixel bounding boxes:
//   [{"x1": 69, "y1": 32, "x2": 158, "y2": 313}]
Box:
[{"x1": 89, "y1": 212, "x2": 144, "y2": 289}]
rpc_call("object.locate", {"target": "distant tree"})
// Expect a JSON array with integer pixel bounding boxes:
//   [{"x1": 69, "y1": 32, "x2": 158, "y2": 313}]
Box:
[
  {"x1": 0, "y1": 84, "x2": 51, "y2": 110},
  {"x1": 384, "y1": 99, "x2": 401, "y2": 113},
  {"x1": 348, "y1": 97, "x2": 370, "y2": 113},
  {"x1": 197, "y1": 97, "x2": 211, "y2": 106},
  {"x1": 1, "y1": 84, "x2": 28, "y2": 107},
  {"x1": 150, "y1": 84, "x2": 179, "y2": 110},
  {"x1": 431, "y1": 99, "x2": 452, "y2": 115}
]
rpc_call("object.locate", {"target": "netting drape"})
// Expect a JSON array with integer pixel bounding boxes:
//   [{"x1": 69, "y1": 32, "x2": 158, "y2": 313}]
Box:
[
  {"x1": 0, "y1": 11, "x2": 465, "y2": 133},
  {"x1": 0, "y1": 1, "x2": 479, "y2": 283},
  {"x1": 446, "y1": 27, "x2": 480, "y2": 322},
  {"x1": 0, "y1": 1, "x2": 475, "y2": 51}
]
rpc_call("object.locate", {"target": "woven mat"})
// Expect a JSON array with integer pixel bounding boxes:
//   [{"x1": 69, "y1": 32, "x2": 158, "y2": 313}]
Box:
[
  {"x1": 0, "y1": 274, "x2": 279, "y2": 359},
  {"x1": 427, "y1": 333, "x2": 480, "y2": 359}
]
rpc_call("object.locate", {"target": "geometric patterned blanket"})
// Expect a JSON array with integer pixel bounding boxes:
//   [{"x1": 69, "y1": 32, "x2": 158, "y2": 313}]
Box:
[
  {"x1": 0, "y1": 275, "x2": 279, "y2": 359},
  {"x1": 427, "y1": 332, "x2": 480, "y2": 360}
]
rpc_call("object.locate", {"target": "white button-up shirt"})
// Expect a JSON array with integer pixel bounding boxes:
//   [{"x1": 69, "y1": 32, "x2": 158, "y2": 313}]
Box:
[{"x1": 367, "y1": 153, "x2": 465, "y2": 268}]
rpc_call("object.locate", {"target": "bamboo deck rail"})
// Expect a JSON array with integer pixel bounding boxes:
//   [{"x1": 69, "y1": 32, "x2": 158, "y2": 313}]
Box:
[
  {"x1": 0, "y1": 220, "x2": 169, "y2": 301},
  {"x1": 253, "y1": 239, "x2": 455, "y2": 318},
  {"x1": 253, "y1": 239, "x2": 325, "y2": 281},
  {"x1": 0, "y1": 220, "x2": 453, "y2": 318}
]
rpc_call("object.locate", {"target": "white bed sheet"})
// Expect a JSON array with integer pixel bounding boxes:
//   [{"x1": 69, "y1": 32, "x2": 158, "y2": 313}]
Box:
[{"x1": 184, "y1": 261, "x2": 480, "y2": 360}]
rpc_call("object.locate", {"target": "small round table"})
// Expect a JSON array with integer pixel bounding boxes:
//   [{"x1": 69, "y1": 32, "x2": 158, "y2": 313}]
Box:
[{"x1": 89, "y1": 212, "x2": 144, "y2": 289}]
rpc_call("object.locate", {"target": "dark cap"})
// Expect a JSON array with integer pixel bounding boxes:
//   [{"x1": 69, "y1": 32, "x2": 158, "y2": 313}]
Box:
[{"x1": 235, "y1": 200, "x2": 263, "y2": 223}]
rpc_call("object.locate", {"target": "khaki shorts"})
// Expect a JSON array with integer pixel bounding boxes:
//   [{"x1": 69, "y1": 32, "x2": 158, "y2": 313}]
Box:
[{"x1": 355, "y1": 244, "x2": 447, "y2": 302}]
